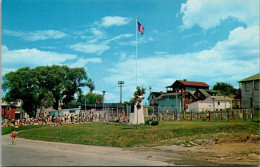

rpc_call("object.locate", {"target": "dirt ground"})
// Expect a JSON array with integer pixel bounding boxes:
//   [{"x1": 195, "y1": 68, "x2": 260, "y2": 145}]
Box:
[{"x1": 125, "y1": 137, "x2": 260, "y2": 166}]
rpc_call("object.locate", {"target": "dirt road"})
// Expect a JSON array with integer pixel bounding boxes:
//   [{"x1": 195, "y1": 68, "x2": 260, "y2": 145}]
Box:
[{"x1": 2, "y1": 134, "x2": 259, "y2": 166}]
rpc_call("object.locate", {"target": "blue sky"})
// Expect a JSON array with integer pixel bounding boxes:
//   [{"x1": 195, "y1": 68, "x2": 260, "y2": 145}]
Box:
[{"x1": 2, "y1": 0, "x2": 259, "y2": 104}]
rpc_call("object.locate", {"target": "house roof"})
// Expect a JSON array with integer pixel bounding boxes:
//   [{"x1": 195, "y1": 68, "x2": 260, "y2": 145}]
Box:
[
  {"x1": 184, "y1": 91, "x2": 198, "y2": 100},
  {"x1": 239, "y1": 73, "x2": 260, "y2": 82},
  {"x1": 168, "y1": 80, "x2": 209, "y2": 88},
  {"x1": 152, "y1": 92, "x2": 164, "y2": 98},
  {"x1": 148, "y1": 92, "x2": 164, "y2": 100},
  {"x1": 207, "y1": 96, "x2": 232, "y2": 101},
  {"x1": 198, "y1": 89, "x2": 210, "y2": 97},
  {"x1": 156, "y1": 93, "x2": 179, "y2": 100}
]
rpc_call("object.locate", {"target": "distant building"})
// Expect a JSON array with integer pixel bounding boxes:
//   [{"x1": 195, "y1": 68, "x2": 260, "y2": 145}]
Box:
[
  {"x1": 239, "y1": 73, "x2": 260, "y2": 109},
  {"x1": 166, "y1": 80, "x2": 210, "y2": 110},
  {"x1": 147, "y1": 92, "x2": 164, "y2": 106},
  {"x1": 194, "y1": 89, "x2": 221, "y2": 100},
  {"x1": 1, "y1": 99, "x2": 22, "y2": 120},
  {"x1": 188, "y1": 96, "x2": 232, "y2": 112}
]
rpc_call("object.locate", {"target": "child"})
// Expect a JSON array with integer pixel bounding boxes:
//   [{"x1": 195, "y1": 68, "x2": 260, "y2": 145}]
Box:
[{"x1": 10, "y1": 128, "x2": 17, "y2": 145}]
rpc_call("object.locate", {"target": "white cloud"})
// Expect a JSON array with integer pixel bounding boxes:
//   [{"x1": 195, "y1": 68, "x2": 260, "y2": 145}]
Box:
[
  {"x1": 70, "y1": 58, "x2": 102, "y2": 67},
  {"x1": 2, "y1": 45, "x2": 77, "y2": 75},
  {"x1": 118, "y1": 36, "x2": 154, "y2": 46},
  {"x1": 154, "y1": 52, "x2": 167, "y2": 55},
  {"x1": 3, "y1": 29, "x2": 67, "y2": 41},
  {"x1": 69, "y1": 34, "x2": 134, "y2": 55},
  {"x1": 180, "y1": 0, "x2": 259, "y2": 30},
  {"x1": 213, "y1": 26, "x2": 259, "y2": 59},
  {"x1": 100, "y1": 16, "x2": 132, "y2": 27},
  {"x1": 104, "y1": 26, "x2": 259, "y2": 101},
  {"x1": 193, "y1": 40, "x2": 208, "y2": 47},
  {"x1": 69, "y1": 43, "x2": 110, "y2": 55}
]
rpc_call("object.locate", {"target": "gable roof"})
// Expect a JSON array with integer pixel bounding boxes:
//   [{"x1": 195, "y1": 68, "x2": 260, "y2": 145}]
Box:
[
  {"x1": 206, "y1": 96, "x2": 232, "y2": 101},
  {"x1": 148, "y1": 92, "x2": 164, "y2": 100},
  {"x1": 239, "y1": 73, "x2": 260, "y2": 82},
  {"x1": 198, "y1": 89, "x2": 210, "y2": 97},
  {"x1": 168, "y1": 80, "x2": 209, "y2": 88},
  {"x1": 156, "y1": 93, "x2": 179, "y2": 100}
]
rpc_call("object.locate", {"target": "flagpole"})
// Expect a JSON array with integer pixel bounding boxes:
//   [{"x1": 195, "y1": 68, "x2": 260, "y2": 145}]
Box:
[{"x1": 136, "y1": 16, "x2": 138, "y2": 88}]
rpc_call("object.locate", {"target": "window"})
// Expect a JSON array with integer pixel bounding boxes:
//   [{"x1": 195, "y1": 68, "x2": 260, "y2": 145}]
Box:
[
  {"x1": 218, "y1": 102, "x2": 220, "y2": 105},
  {"x1": 245, "y1": 82, "x2": 250, "y2": 92},
  {"x1": 198, "y1": 93, "x2": 201, "y2": 97}
]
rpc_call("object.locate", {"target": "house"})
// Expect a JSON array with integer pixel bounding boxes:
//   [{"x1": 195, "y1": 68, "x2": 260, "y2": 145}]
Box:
[
  {"x1": 166, "y1": 80, "x2": 210, "y2": 110},
  {"x1": 147, "y1": 92, "x2": 164, "y2": 106},
  {"x1": 188, "y1": 96, "x2": 232, "y2": 112},
  {"x1": 156, "y1": 92, "x2": 182, "y2": 114},
  {"x1": 194, "y1": 89, "x2": 221, "y2": 100},
  {"x1": 239, "y1": 73, "x2": 260, "y2": 109},
  {"x1": 1, "y1": 99, "x2": 22, "y2": 120}
]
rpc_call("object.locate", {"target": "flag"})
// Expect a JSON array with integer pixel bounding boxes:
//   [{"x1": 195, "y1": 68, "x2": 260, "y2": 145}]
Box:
[{"x1": 138, "y1": 21, "x2": 144, "y2": 35}]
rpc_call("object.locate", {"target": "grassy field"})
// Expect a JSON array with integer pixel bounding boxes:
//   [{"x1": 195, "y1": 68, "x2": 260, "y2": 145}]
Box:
[
  {"x1": 16, "y1": 121, "x2": 259, "y2": 148},
  {"x1": 1, "y1": 125, "x2": 49, "y2": 135}
]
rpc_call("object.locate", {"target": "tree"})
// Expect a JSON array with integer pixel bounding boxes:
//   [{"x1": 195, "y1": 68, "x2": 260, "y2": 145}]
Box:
[
  {"x1": 212, "y1": 82, "x2": 237, "y2": 96},
  {"x1": 78, "y1": 92, "x2": 103, "y2": 104},
  {"x1": 2, "y1": 65, "x2": 93, "y2": 117}
]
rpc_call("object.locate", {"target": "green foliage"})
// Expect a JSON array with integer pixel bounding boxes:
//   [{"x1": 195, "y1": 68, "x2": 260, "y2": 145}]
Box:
[
  {"x1": 2, "y1": 65, "x2": 94, "y2": 116},
  {"x1": 213, "y1": 82, "x2": 237, "y2": 96},
  {"x1": 122, "y1": 101, "x2": 131, "y2": 106},
  {"x1": 78, "y1": 92, "x2": 103, "y2": 104},
  {"x1": 148, "y1": 106, "x2": 153, "y2": 114},
  {"x1": 145, "y1": 119, "x2": 159, "y2": 126}
]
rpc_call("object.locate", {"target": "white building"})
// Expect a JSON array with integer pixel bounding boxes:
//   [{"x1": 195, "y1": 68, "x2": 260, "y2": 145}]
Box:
[{"x1": 188, "y1": 96, "x2": 232, "y2": 112}]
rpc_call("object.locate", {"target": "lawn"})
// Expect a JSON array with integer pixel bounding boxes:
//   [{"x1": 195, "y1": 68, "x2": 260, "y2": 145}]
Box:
[
  {"x1": 16, "y1": 121, "x2": 259, "y2": 148},
  {"x1": 1, "y1": 125, "x2": 49, "y2": 135}
]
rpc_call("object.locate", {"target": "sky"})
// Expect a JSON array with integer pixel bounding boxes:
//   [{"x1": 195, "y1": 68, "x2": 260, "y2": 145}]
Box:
[{"x1": 1, "y1": 0, "x2": 259, "y2": 104}]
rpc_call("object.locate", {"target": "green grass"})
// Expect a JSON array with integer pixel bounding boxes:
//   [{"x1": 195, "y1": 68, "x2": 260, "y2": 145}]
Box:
[
  {"x1": 17, "y1": 121, "x2": 260, "y2": 148},
  {"x1": 1, "y1": 125, "x2": 49, "y2": 135}
]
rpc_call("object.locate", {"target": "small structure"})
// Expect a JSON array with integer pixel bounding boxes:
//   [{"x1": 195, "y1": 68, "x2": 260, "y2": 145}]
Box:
[
  {"x1": 239, "y1": 73, "x2": 259, "y2": 109},
  {"x1": 48, "y1": 108, "x2": 81, "y2": 117},
  {"x1": 188, "y1": 96, "x2": 232, "y2": 112}
]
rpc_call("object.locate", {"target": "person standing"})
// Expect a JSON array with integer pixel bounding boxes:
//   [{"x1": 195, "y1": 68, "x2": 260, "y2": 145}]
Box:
[{"x1": 10, "y1": 129, "x2": 17, "y2": 145}]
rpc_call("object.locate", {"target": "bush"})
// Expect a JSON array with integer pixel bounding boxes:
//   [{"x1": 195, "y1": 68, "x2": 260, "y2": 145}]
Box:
[
  {"x1": 145, "y1": 119, "x2": 153, "y2": 125},
  {"x1": 145, "y1": 119, "x2": 159, "y2": 126},
  {"x1": 151, "y1": 120, "x2": 159, "y2": 126}
]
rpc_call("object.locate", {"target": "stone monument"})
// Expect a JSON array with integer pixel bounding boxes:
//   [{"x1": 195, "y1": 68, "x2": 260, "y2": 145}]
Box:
[{"x1": 129, "y1": 100, "x2": 145, "y2": 124}]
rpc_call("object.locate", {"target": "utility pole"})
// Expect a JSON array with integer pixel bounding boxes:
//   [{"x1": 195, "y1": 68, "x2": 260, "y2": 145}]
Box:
[
  {"x1": 102, "y1": 91, "x2": 106, "y2": 111},
  {"x1": 252, "y1": 80, "x2": 255, "y2": 121},
  {"x1": 118, "y1": 81, "x2": 124, "y2": 104}
]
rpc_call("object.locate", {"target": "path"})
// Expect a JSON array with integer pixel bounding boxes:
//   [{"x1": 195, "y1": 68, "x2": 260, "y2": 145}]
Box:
[{"x1": 2, "y1": 134, "x2": 170, "y2": 166}]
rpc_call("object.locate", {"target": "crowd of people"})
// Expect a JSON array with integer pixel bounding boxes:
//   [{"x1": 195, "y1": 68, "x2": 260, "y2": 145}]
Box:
[{"x1": 1, "y1": 111, "x2": 109, "y2": 127}]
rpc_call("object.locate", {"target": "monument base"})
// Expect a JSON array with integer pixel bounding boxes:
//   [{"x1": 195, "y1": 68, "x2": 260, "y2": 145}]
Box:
[{"x1": 129, "y1": 102, "x2": 145, "y2": 124}]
